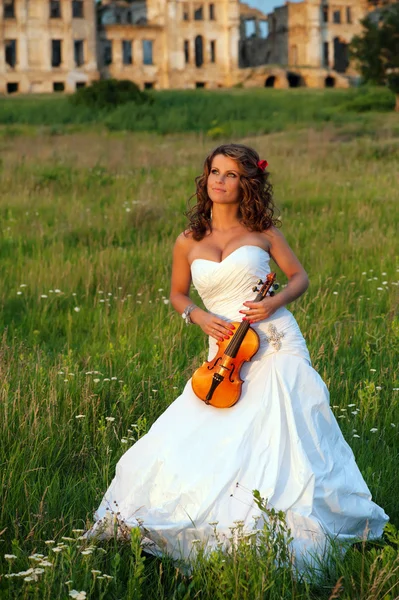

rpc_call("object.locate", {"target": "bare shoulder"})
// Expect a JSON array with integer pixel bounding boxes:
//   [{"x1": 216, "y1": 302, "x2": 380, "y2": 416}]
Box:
[
  {"x1": 261, "y1": 226, "x2": 289, "y2": 249},
  {"x1": 173, "y1": 230, "x2": 195, "y2": 258}
]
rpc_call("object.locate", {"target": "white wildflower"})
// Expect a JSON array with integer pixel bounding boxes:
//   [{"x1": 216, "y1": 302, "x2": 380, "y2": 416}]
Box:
[
  {"x1": 81, "y1": 550, "x2": 93, "y2": 556},
  {"x1": 93, "y1": 378, "x2": 100, "y2": 383},
  {"x1": 353, "y1": 434, "x2": 360, "y2": 438},
  {"x1": 4, "y1": 554, "x2": 17, "y2": 560},
  {"x1": 61, "y1": 537, "x2": 75, "y2": 542},
  {"x1": 370, "y1": 369, "x2": 377, "y2": 372},
  {"x1": 17, "y1": 291, "x2": 22, "y2": 295},
  {"x1": 105, "y1": 417, "x2": 115, "y2": 422},
  {"x1": 41, "y1": 294, "x2": 48, "y2": 298},
  {"x1": 333, "y1": 291, "x2": 338, "y2": 295},
  {"x1": 376, "y1": 386, "x2": 382, "y2": 390},
  {"x1": 74, "y1": 307, "x2": 80, "y2": 312},
  {"x1": 20, "y1": 284, "x2": 27, "y2": 287},
  {"x1": 91, "y1": 569, "x2": 101, "y2": 575},
  {"x1": 75, "y1": 414, "x2": 85, "y2": 419},
  {"x1": 391, "y1": 423, "x2": 396, "y2": 428},
  {"x1": 45, "y1": 540, "x2": 55, "y2": 545},
  {"x1": 55, "y1": 289, "x2": 61, "y2": 293},
  {"x1": 111, "y1": 376, "x2": 117, "y2": 380},
  {"x1": 52, "y1": 547, "x2": 63, "y2": 553},
  {"x1": 163, "y1": 299, "x2": 170, "y2": 304},
  {"x1": 69, "y1": 591, "x2": 87, "y2": 600},
  {"x1": 370, "y1": 428, "x2": 378, "y2": 433},
  {"x1": 121, "y1": 438, "x2": 128, "y2": 444},
  {"x1": 39, "y1": 560, "x2": 53, "y2": 567},
  {"x1": 103, "y1": 378, "x2": 110, "y2": 382},
  {"x1": 18, "y1": 568, "x2": 34, "y2": 576}
]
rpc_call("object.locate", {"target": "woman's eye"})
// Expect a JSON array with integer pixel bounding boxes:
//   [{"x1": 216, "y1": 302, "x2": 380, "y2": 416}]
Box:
[{"x1": 227, "y1": 173, "x2": 236, "y2": 177}]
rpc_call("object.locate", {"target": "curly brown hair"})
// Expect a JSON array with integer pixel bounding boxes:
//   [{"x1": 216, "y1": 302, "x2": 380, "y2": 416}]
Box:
[{"x1": 185, "y1": 143, "x2": 279, "y2": 241}]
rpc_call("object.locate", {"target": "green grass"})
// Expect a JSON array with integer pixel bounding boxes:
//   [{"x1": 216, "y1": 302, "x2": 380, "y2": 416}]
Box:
[
  {"x1": 0, "y1": 93, "x2": 398, "y2": 598},
  {"x1": 0, "y1": 86, "x2": 396, "y2": 137}
]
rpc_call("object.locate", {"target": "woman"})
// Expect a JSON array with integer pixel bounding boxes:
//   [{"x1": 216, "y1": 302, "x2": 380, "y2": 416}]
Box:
[{"x1": 87, "y1": 143, "x2": 388, "y2": 572}]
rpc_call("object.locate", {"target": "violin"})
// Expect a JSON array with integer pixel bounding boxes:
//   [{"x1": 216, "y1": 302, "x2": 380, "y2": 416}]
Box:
[{"x1": 191, "y1": 272, "x2": 278, "y2": 408}]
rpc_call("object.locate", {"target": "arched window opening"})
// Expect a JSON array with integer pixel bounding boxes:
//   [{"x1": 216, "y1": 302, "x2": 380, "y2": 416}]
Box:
[
  {"x1": 333, "y1": 37, "x2": 349, "y2": 73},
  {"x1": 287, "y1": 71, "x2": 303, "y2": 87},
  {"x1": 325, "y1": 75, "x2": 335, "y2": 87},
  {"x1": 265, "y1": 75, "x2": 275, "y2": 88},
  {"x1": 289, "y1": 45, "x2": 298, "y2": 66},
  {"x1": 195, "y1": 35, "x2": 203, "y2": 67}
]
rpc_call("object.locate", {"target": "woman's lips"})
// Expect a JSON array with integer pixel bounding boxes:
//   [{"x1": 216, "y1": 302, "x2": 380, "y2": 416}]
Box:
[{"x1": 213, "y1": 188, "x2": 226, "y2": 192}]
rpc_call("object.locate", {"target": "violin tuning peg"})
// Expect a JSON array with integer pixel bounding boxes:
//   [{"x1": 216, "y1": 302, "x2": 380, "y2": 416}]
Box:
[
  {"x1": 252, "y1": 286, "x2": 259, "y2": 292},
  {"x1": 273, "y1": 283, "x2": 280, "y2": 290},
  {"x1": 257, "y1": 279, "x2": 263, "y2": 285},
  {"x1": 269, "y1": 291, "x2": 275, "y2": 297}
]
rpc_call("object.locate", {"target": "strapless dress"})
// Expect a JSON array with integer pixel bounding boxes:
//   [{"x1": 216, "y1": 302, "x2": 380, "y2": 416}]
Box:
[{"x1": 87, "y1": 245, "x2": 388, "y2": 572}]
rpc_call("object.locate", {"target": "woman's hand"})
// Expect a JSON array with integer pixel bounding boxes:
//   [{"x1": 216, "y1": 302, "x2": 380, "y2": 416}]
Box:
[
  {"x1": 192, "y1": 309, "x2": 236, "y2": 342},
  {"x1": 239, "y1": 295, "x2": 280, "y2": 324}
]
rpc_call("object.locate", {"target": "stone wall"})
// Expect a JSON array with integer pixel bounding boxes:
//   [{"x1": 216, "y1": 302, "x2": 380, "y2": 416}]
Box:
[
  {"x1": 0, "y1": 0, "x2": 98, "y2": 94},
  {"x1": 99, "y1": 0, "x2": 240, "y2": 89}
]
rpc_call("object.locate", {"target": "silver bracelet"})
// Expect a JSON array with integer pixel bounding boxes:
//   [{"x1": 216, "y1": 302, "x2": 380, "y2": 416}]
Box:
[{"x1": 181, "y1": 303, "x2": 197, "y2": 325}]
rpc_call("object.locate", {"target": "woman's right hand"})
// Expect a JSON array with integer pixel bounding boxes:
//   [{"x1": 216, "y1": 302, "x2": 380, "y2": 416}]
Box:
[{"x1": 191, "y1": 309, "x2": 236, "y2": 342}]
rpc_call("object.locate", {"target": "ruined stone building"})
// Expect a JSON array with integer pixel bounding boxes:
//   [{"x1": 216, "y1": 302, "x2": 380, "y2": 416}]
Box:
[
  {"x1": 0, "y1": 0, "x2": 383, "y2": 94},
  {"x1": 1, "y1": 0, "x2": 98, "y2": 94},
  {"x1": 239, "y1": 0, "x2": 371, "y2": 87},
  {"x1": 97, "y1": 0, "x2": 240, "y2": 89}
]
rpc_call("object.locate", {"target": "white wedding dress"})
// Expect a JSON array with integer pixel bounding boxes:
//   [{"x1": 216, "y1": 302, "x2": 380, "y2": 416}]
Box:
[{"x1": 88, "y1": 245, "x2": 388, "y2": 571}]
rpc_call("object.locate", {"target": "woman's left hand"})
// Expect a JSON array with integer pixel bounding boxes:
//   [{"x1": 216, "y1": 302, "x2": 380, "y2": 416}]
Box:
[{"x1": 239, "y1": 295, "x2": 280, "y2": 323}]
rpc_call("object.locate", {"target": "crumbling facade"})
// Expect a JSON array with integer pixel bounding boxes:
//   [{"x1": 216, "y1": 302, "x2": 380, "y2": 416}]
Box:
[
  {"x1": 0, "y1": 0, "x2": 382, "y2": 93},
  {"x1": 239, "y1": 0, "x2": 369, "y2": 88},
  {"x1": 97, "y1": 0, "x2": 240, "y2": 89},
  {"x1": 0, "y1": 0, "x2": 98, "y2": 94}
]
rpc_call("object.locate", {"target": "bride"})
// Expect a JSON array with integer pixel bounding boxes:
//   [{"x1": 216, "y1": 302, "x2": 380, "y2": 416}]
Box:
[{"x1": 87, "y1": 143, "x2": 388, "y2": 571}]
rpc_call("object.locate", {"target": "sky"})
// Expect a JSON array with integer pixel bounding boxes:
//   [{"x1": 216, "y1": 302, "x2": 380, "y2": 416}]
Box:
[{"x1": 244, "y1": 0, "x2": 299, "y2": 15}]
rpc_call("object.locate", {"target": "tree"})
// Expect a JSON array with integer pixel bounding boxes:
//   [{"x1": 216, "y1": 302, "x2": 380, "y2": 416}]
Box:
[{"x1": 350, "y1": 4, "x2": 399, "y2": 111}]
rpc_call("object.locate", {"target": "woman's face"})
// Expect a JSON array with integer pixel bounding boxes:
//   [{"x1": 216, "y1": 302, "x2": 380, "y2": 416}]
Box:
[{"x1": 207, "y1": 154, "x2": 242, "y2": 205}]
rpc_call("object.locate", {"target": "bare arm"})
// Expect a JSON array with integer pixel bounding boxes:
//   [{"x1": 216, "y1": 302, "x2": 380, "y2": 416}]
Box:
[
  {"x1": 241, "y1": 227, "x2": 309, "y2": 323},
  {"x1": 169, "y1": 233, "x2": 235, "y2": 341}
]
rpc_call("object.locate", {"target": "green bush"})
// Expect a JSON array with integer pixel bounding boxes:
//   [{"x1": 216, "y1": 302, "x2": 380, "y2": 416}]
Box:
[
  {"x1": 69, "y1": 79, "x2": 153, "y2": 110},
  {"x1": 342, "y1": 86, "x2": 395, "y2": 112}
]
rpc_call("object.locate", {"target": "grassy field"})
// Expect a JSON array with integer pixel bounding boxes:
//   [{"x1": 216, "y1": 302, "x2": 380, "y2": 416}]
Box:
[{"x1": 0, "y1": 89, "x2": 398, "y2": 599}]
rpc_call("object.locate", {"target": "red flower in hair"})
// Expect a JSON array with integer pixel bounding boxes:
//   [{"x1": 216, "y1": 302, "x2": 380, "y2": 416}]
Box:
[{"x1": 257, "y1": 160, "x2": 268, "y2": 171}]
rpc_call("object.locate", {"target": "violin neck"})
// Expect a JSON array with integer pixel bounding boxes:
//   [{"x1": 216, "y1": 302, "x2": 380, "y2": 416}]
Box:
[{"x1": 225, "y1": 320, "x2": 250, "y2": 358}]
